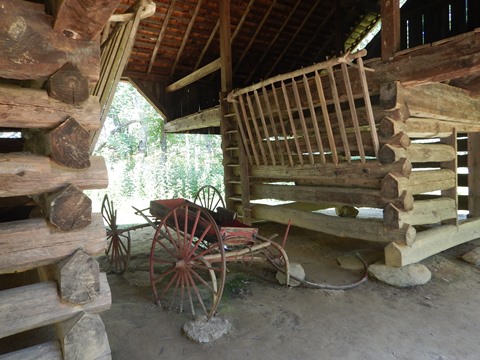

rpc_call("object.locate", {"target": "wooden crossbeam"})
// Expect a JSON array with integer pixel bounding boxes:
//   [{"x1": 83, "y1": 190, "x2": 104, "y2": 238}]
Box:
[
  {"x1": 166, "y1": 58, "x2": 221, "y2": 92},
  {"x1": 164, "y1": 106, "x2": 220, "y2": 132}
]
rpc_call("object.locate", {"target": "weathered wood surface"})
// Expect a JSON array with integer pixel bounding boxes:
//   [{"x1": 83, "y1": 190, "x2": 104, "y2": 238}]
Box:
[
  {"x1": 380, "y1": 0, "x2": 400, "y2": 59},
  {"x1": 253, "y1": 203, "x2": 416, "y2": 244},
  {"x1": 0, "y1": 273, "x2": 111, "y2": 339},
  {"x1": 0, "y1": 213, "x2": 106, "y2": 274},
  {"x1": 383, "y1": 198, "x2": 457, "y2": 233},
  {"x1": 0, "y1": 154, "x2": 108, "y2": 197},
  {"x1": 24, "y1": 117, "x2": 91, "y2": 169},
  {"x1": 380, "y1": 81, "x2": 480, "y2": 122},
  {"x1": 468, "y1": 133, "x2": 480, "y2": 217},
  {"x1": 378, "y1": 143, "x2": 456, "y2": 164},
  {"x1": 250, "y1": 159, "x2": 412, "y2": 186},
  {"x1": 56, "y1": 250, "x2": 100, "y2": 304},
  {"x1": 0, "y1": 85, "x2": 100, "y2": 130},
  {"x1": 51, "y1": 0, "x2": 120, "y2": 41},
  {"x1": 164, "y1": 106, "x2": 220, "y2": 133},
  {"x1": 0, "y1": 0, "x2": 100, "y2": 82},
  {"x1": 47, "y1": 63, "x2": 89, "y2": 104},
  {"x1": 381, "y1": 170, "x2": 456, "y2": 199},
  {"x1": 378, "y1": 116, "x2": 480, "y2": 138},
  {"x1": 0, "y1": 341, "x2": 62, "y2": 360},
  {"x1": 385, "y1": 218, "x2": 480, "y2": 267},
  {"x1": 251, "y1": 184, "x2": 414, "y2": 211},
  {"x1": 166, "y1": 58, "x2": 221, "y2": 92},
  {"x1": 58, "y1": 312, "x2": 111, "y2": 360},
  {"x1": 32, "y1": 184, "x2": 92, "y2": 231}
]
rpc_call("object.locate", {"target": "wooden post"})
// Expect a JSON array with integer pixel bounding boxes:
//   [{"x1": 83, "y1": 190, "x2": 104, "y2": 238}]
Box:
[
  {"x1": 57, "y1": 312, "x2": 111, "y2": 360},
  {"x1": 468, "y1": 133, "x2": 480, "y2": 217},
  {"x1": 380, "y1": 0, "x2": 400, "y2": 59}
]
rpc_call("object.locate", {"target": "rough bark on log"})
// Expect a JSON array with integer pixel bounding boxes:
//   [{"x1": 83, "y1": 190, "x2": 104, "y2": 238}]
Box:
[
  {"x1": 51, "y1": 0, "x2": 120, "y2": 41},
  {"x1": 24, "y1": 117, "x2": 91, "y2": 169},
  {"x1": 0, "y1": 154, "x2": 108, "y2": 197},
  {"x1": 0, "y1": 85, "x2": 100, "y2": 130},
  {"x1": 378, "y1": 143, "x2": 456, "y2": 164},
  {"x1": 47, "y1": 63, "x2": 89, "y2": 104},
  {"x1": 57, "y1": 312, "x2": 111, "y2": 360},
  {"x1": 0, "y1": 0, "x2": 99, "y2": 82},
  {"x1": 56, "y1": 250, "x2": 100, "y2": 304},
  {"x1": 0, "y1": 213, "x2": 106, "y2": 274},
  {"x1": 0, "y1": 273, "x2": 111, "y2": 339},
  {"x1": 32, "y1": 184, "x2": 92, "y2": 231},
  {"x1": 381, "y1": 170, "x2": 456, "y2": 199}
]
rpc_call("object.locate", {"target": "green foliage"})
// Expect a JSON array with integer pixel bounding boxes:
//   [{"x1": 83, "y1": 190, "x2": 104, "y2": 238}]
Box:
[{"x1": 93, "y1": 82, "x2": 224, "y2": 207}]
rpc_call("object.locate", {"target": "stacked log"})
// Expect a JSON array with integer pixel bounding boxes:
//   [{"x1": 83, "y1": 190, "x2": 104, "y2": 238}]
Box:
[{"x1": 0, "y1": 0, "x2": 118, "y2": 358}]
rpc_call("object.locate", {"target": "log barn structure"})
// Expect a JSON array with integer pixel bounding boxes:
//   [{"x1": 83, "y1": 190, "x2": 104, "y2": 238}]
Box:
[{"x1": 1, "y1": 0, "x2": 480, "y2": 357}]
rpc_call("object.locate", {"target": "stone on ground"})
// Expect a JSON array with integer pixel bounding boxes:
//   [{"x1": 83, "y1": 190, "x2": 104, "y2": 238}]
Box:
[
  {"x1": 183, "y1": 316, "x2": 232, "y2": 343},
  {"x1": 337, "y1": 249, "x2": 383, "y2": 271},
  {"x1": 276, "y1": 262, "x2": 305, "y2": 287},
  {"x1": 368, "y1": 261, "x2": 431, "y2": 287},
  {"x1": 462, "y1": 247, "x2": 480, "y2": 266}
]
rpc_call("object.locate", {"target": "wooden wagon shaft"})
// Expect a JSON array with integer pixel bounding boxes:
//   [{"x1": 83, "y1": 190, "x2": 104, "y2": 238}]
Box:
[
  {"x1": 0, "y1": 273, "x2": 110, "y2": 339},
  {"x1": 24, "y1": 117, "x2": 91, "y2": 169},
  {"x1": 378, "y1": 143, "x2": 456, "y2": 164},
  {"x1": 0, "y1": 154, "x2": 108, "y2": 197},
  {"x1": 378, "y1": 116, "x2": 480, "y2": 138},
  {"x1": 252, "y1": 183, "x2": 414, "y2": 210},
  {"x1": 381, "y1": 81, "x2": 480, "y2": 122},
  {"x1": 385, "y1": 218, "x2": 480, "y2": 267},
  {"x1": 0, "y1": 0, "x2": 100, "y2": 82},
  {"x1": 381, "y1": 169, "x2": 456, "y2": 199},
  {"x1": 250, "y1": 158, "x2": 412, "y2": 181},
  {"x1": 0, "y1": 85, "x2": 101, "y2": 130},
  {"x1": 0, "y1": 213, "x2": 106, "y2": 274},
  {"x1": 383, "y1": 198, "x2": 457, "y2": 233},
  {"x1": 203, "y1": 241, "x2": 271, "y2": 264},
  {"x1": 253, "y1": 203, "x2": 416, "y2": 244}
]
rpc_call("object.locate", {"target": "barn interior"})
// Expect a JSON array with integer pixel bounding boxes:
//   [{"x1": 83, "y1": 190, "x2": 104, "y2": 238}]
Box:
[{"x1": 1, "y1": 0, "x2": 480, "y2": 358}]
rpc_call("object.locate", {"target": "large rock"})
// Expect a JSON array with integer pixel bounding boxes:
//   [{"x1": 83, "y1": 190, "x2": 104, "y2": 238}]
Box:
[
  {"x1": 276, "y1": 262, "x2": 305, "y2": 287},
  {"x1": 337, "y1": 249, "x2": 383, "y2": 271},
  {"x1": 183, "y1": 316, "x2": 231, "y2": 343},
  {"x1": 462, "y1": 247, "x2": 480, "y2": 266},
  {"x1": 368, "y1": 262, "x2": 431, "y2": 287}
]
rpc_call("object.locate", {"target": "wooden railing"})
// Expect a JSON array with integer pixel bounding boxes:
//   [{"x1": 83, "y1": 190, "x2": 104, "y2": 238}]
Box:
[{"x1": 227, "y1": 50, "x2": 379, "y2": 167}]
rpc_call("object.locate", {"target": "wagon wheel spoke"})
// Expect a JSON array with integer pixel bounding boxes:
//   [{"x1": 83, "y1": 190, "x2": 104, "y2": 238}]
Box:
[
  {"x1": 193, "y1": 185, "x2": 225, "y2": 212},
  {"x1": 150, "y1": 203, "x2": 226, "y2": 319}
]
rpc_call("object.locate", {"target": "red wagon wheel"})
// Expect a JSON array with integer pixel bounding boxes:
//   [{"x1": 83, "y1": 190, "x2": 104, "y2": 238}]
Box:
[
  {"x1": 193, "y1": 185, "x2": 225, "y2": 212},
  {"x1": 101, "y1": 195, "x2": 131, "y2": 274},
  {"x1": 150, "y1": 202, "x2": 226, "y2": 318}
]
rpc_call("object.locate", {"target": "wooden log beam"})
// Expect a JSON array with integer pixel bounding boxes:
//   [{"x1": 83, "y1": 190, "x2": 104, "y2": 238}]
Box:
[
  {"x1": 0, "y1": 273, "x2": 110, "y2": 338},
  {"x1": 166, "y1": 58, "x2": 221, "y2": 93},
  {"x1": 385, "y1": 218, "x2": 480, "y2": 267},
  {"x1": 378, "y1": 116, "x2": 480, "y2": 138},
  {"x1": 380, "y1": 81, "x2": 480, "y2": 123},
  {"x1": 0, "y1": 155, "x2": 108, "y2": 197},
  {"x1": 253, "y1": 204, "x2": 416, "y2": 244},
  {"x1": 47, "y1": 63, "x2": 89, "y2": 104},
  {"x1": 0, "y1": 340, "x2": 62, "y2": 360},
  {"x1": 251, "y1": 159, "x2": 412, "y2": 187},
  {"x1": 32, "y1": 184, "x2": 92, "y2": 231},
  {"x1": 109, "y1": 1, "x2": 156, "y2": 22},
  {"x1": 0, "y1": 213, "x2": 106, "y2": 274},
  {"x1": 24, "y1": 117, "x2": 91, "y2": 169},
  {"x1": 251, "y1": 183, "x2": 414, "y2": 210},
  {"x1": 49, "y1": 0, "x2": 121, "y2": 40},
  {"x1": 0, "y1": 0, "x2": 100, "y2": 82},
  {"x1": 0, "y1": 85, "x2": 100, "y2": 131},
  {"x1": 383, "y1": 198, "x2": 457, "y2": 233},
  {"x1": 164, "y1": 106, "x2": 220, "y2": 133},
  {"x1": 378, "y1": 143, "x2": 456, "y2": 164},
  {"x1": 57, "y1": 312, "x2": 111, "y2": 360},
  {"x1": 381, "y1": 169, "x2": 456, "y2": 199}
]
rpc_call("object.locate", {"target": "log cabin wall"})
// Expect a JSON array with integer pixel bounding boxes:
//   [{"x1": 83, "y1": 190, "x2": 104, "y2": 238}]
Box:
[{"x1": 0, "y1": 0, "x2": 154, "y2": 358}]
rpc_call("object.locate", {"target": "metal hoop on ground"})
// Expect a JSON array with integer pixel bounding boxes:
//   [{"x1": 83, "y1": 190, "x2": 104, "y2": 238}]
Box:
[
  {"x1": 149, "y1": 202, "x2": 226, "y2": 319},
  {"x1": 193, "y1": 185, "x2": 225, "y2": 212},
  {"x1": 101, "y1": 194, "x2": 131, "y2": 274}
]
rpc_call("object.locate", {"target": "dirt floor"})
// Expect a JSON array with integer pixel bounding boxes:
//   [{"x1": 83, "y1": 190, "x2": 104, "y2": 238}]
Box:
[{"x1": 98, "y1": 222, "x2": 480, "y2": 360}]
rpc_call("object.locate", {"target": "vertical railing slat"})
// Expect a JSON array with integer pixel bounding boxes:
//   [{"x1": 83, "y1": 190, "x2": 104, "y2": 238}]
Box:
[
  {"x1": 232, "y1": 100, "x2": 254, "y2": 166},
  {"x1": 262, "y1": 86, "x2": 285, "y2": 166},
  {"x1": 245, "y1": 93, "x2": 269, "y2": 165},
  {"x1": 271, "y1": 83, "x2": 294, "y2": 166},
  {"x1": 238, "y1": 94, "x2": 260, "y2": 165},
  {"x1": 292, "y1": 79, "x2": 315, "y2": 165},
  {"x1": 281, "y1": 80, "x2": 304, "y2": 165},
  {"x1": 254, "y1": 89, "x2": 276, "y2": 165}
]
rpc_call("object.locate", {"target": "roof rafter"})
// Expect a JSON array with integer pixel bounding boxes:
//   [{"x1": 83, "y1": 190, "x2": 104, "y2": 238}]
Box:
[
  {"x1": 264, "y1": 0, "x2": 322, "y2": 79},
  {"x1": 194, "y1": 19, "x2": 219, "y2": 70},
  {"x1": 147, "y1": 0, "x2": 176, "y2": 74},
  {"x1": 170, "y1": 0, "x2": 205, "y2": 76},
  {"x1": 231, "y1": 0, "x2": 256, "y2": 42}
]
